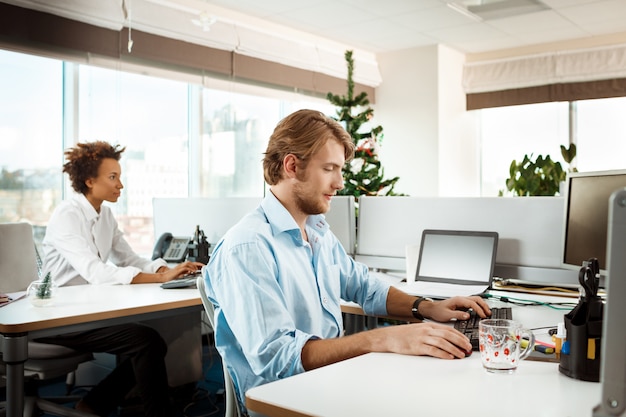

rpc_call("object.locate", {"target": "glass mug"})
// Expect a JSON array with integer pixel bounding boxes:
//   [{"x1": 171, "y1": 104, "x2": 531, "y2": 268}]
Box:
[{"x1": 479, "y1": 319, "x2": 535, "y2": 374}]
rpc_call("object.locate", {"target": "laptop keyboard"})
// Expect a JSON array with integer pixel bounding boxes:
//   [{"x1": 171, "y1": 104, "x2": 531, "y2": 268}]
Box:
[{"x1": 454, "y1": 307, "x2": 513, "y2": 351}]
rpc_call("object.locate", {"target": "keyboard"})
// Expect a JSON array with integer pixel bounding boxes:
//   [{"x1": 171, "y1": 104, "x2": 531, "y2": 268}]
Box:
[
  {"x1": 454, "y1": 307, "x2": 513, "y2": 351},
  {"x1": 160, "y1": 271, "x2": 201, "y2": 289}
]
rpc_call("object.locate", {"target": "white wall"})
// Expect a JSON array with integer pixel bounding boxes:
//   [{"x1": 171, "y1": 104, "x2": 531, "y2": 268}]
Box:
[
  {"x1": 376, "y1": 45, "x2": 479, "y2": 197},
  {"x1": 376, "y1": 46, "x2": 439, "y2": 197},
  {"x1": 437, "y1": 45, "x2": 480, "y2": 197}
]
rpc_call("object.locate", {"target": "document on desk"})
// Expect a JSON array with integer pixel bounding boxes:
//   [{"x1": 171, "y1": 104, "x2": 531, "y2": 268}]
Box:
[{"x1": 0, "y1": 291, "x2": 26, "y2": 307}]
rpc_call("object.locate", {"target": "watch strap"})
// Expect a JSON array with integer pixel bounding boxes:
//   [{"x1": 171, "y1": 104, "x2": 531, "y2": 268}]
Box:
[{"x1": 411, "y1": 297, "x2": 432, "y2": 320}]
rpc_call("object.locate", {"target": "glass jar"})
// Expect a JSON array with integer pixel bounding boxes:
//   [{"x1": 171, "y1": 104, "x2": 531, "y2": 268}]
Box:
[{"x1": 26, "y1": 280, "x2": 56, "y2": 307}]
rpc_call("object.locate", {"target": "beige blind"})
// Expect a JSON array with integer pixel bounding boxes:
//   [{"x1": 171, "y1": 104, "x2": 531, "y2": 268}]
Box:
[
  {"x1": 464, "y1": 44, "x2": 626, "y2": 109},
  {"x1": 0, "y1": 2, "x2": 375, "y2": 102}
]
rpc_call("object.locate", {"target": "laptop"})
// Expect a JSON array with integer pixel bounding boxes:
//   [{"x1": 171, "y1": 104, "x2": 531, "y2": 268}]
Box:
[{"x1": 405, "y1": 229, "x2": 499, "y2": 299}]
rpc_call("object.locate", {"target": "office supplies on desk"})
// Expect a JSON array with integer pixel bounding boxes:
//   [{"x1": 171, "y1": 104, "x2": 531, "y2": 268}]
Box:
[
  {"x1": 454, "y1": 307, "x2": 513, "y2": 351},
  {"x1": 187, "y1": 225, "x2": 210, "y2": 264},
  {"x1": 559, "y1": 257, "x2": 604, "y2": 382},
  {"x1": 492, "y1": 277, "x2": 581, "y2": 298},
  {"x1": 404, "y1": 229, "x2": 498, "y2": 299}
]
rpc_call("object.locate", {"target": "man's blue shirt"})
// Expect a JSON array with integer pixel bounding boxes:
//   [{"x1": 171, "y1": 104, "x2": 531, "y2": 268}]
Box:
[{"x1": 204, "y1": 192, "x2": 390, "y2": 409}]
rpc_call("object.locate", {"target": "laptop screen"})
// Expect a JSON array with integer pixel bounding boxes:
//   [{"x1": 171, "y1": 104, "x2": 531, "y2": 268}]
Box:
[{"x1": 416, "y1": 230, "x2": 499, "y2": 285}]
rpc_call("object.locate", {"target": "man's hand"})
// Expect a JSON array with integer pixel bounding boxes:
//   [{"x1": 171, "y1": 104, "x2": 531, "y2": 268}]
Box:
[
  {"x1": 421, "y1": 296, "x2": 491, "y2": 323},
  {"x1": 376, "y1": 321, "x2": 473, "y2": 359}
]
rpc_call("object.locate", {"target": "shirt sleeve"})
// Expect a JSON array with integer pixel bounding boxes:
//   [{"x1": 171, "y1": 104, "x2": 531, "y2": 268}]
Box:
[
  {"x1": 45, "y1": 207, "x2": 164, "y2": 285},
  {"x1": 210, "y1": 239, "x2": 315, "y2": 382},
  {"x1": 329, "y1": 234, "x2": 391, "y2": 317}
]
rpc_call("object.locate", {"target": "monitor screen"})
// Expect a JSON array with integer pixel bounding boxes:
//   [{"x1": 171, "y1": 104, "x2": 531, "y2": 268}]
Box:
[{"x1": 562, "y1": 169, "x2": 626, "y2": 273}]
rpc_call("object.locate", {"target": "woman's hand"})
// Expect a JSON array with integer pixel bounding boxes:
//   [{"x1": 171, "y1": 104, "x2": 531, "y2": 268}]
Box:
[{"x1": 157, "y1": 261, "x2": 205, "y2": 282}]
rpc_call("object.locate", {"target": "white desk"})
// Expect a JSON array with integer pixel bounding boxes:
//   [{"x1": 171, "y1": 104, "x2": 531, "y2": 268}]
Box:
[
  {"x1": 0, "y1": 283, "x2": 203, "y2": 417},
  {"x1": 248, "y1": 293, "x2": 600, "y2": 417}
]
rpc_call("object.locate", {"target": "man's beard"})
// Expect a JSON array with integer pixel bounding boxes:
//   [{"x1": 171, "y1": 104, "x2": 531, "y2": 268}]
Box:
[{"x1": 293, "y1": 182, "x2": 329, "y2": 216}]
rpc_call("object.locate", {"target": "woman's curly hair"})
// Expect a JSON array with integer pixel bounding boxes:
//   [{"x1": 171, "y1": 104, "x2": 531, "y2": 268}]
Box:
[{"x1": 63, "y1": 141, "x2": 125, "y2": 195}]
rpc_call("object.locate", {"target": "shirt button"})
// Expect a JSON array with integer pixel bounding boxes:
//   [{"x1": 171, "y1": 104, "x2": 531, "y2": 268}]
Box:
[{"x1": 322, "y1": 296, "x2": 328, "y2": 304}]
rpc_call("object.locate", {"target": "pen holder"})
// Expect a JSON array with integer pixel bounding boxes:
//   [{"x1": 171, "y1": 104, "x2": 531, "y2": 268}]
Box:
[{"x1": 558, "y1": 295, "x2": 603, "y2": 382}]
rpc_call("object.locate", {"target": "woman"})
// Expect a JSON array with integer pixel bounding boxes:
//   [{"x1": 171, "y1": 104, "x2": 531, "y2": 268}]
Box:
[{"x1": 40, "y1": 141, "x2": 204, "y2": 416}]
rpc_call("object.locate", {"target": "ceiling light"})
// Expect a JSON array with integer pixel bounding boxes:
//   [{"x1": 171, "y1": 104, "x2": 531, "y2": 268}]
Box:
[
  {"x1": 448, "y1": 0, "x2": 549, "y2": 21},
  {"x1": 192, "y1": 11, "x2": 217, "y2": 32}
]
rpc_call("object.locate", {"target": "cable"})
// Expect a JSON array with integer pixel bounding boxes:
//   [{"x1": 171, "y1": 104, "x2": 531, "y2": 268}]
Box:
[{"x1": 482, "y1": 293, "x2": 577, "y2": 310}]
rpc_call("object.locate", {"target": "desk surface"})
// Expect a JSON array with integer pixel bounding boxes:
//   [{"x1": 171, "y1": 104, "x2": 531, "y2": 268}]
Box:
[
  {"x1": 0, "y1": 283, "x2": 201, "y2": 335},
  {"x1": 0, "y1": 283, "x2": 202, "y2": 417},
  {"x1": 246, "y1": 351, "x2": 600, "y2": 417},
  {"x1": 248, "y1": 294, "x2": 599, "y2": 417}
]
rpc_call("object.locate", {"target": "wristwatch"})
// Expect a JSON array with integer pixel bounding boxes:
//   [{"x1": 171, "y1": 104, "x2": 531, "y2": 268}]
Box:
[{"x1": 411, "y1": 297, "x2": 433, "y2": 320}]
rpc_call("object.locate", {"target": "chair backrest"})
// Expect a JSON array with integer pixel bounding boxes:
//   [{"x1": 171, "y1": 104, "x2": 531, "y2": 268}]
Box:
[
  {"x1": 196, "y1": 275, "x2": 242, "y2": 417},
  {"x1": 0, "y1": 222, "x2": 40, "y2": 293}
]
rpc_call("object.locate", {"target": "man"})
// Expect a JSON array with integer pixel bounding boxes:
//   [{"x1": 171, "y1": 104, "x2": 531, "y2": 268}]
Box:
[{"x1": 204, "y1": 109, "x2": 491, "y2": 415}]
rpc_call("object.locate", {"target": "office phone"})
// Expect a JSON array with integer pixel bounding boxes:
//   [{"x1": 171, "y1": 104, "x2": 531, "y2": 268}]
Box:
[{"x1": 152, "y1": 233, "x2": 191, "y2": 262}]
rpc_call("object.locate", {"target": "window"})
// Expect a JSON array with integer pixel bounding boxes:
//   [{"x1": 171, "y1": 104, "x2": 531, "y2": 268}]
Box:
[
  {"x1": 0, "y1": 48, "x2": 334, "y2": 254},
  {"x1": 479, "y1": 102, "x2": 569, "y2": 197},
  {"x1": 198, "y1": 88, "x2": 281, "y2": 198},
  {"x1": 576, "y1": 97, "x2": 626, "y2": 172},
  {"x1": 74, "y1": 64, "x2": 190, "y2": 254},
  {"x1": 0, "y1": 50, "x2": 63, "y2": 244}
]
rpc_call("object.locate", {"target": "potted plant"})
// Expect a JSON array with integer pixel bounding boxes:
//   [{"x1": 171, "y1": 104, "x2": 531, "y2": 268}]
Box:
[
  {"x1": 503, "y1": 144, "x2": 576, "y2": 196},
  {"x1": 27, "y1": 272, "x2": 55, "y2": 307}
]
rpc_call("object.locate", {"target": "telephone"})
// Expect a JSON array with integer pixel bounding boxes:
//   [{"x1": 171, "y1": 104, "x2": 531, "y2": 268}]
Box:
[{"x1": 152, "y1": 233, "x2": 191, "y2": 262}]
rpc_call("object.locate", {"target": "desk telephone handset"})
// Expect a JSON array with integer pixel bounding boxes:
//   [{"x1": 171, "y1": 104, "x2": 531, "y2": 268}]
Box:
[
  {"x1": 152, "y1": 226, "x2": 210, "y2": 264},
  {"x1": 152, "y1": 233, "x2": 191, "y2": 263}
]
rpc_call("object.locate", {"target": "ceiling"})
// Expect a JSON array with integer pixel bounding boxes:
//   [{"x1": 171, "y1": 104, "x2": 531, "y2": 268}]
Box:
[
  {"x1": 4, "y1": 0, "x2": 626, "y2": 57},
  {"x1": 200, "y1": 0, "x2": 626, "y2": 54}
]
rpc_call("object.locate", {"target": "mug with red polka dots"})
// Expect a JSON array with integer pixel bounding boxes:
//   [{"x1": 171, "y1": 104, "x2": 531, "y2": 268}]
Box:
[{"x1": 479, "y1": 319, "x2": 535, "y2": 374}]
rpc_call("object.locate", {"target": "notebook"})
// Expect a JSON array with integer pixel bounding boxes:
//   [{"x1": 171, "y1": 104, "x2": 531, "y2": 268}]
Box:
[{"x1": 404, "y1": 229, "x2": 499, "y2": 299}]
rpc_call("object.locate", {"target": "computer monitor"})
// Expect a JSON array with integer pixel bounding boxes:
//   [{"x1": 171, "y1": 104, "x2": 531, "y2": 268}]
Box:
[{"x1": 562, "y1": 169, "x2": 626, "y2": 276}]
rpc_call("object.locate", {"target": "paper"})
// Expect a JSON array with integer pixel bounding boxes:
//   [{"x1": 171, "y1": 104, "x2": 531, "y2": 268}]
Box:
[{"x1": 0, "y1": 291, "x2": 26, "y2": 307}]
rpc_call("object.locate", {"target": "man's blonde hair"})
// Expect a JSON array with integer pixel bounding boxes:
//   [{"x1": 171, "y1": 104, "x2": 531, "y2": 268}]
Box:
[{"x1": 263, "y1": 109, "x2": 354, "y2": 185}]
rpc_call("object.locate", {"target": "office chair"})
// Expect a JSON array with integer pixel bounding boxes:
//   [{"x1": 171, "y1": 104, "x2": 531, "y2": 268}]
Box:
[
  {"x1": 196, "y1": 276, "x2": 242, "y2": 417},
  {"x1": 0, "y1": 222, "x2": 96, "y2": 417}
]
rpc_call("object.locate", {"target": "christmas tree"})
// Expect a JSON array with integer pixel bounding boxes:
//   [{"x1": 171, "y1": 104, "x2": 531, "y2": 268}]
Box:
[{"x1": 327, "y1": 50, "x2": 400, "y2": 198}]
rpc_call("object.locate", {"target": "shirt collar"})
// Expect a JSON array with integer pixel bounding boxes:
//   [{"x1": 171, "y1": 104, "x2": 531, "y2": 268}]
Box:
[
  {"x1": 261, "y1": 191, "x2": 329, "y2": 240},
  {"x1": 72, "y1": 193, "x2": 99, "y2": 223}
]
